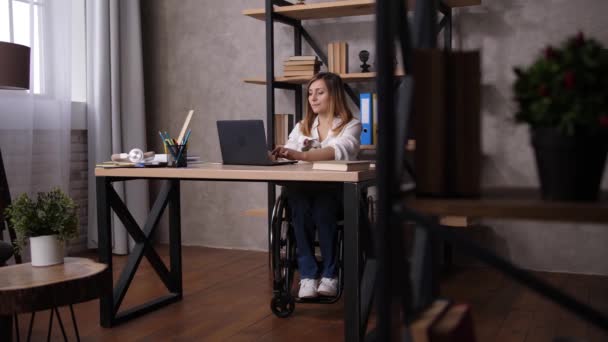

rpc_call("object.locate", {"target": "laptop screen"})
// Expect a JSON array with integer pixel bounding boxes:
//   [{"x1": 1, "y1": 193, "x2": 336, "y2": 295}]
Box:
[{"x1": 217, "y1": 120, "x2": 272, "y2": 165}]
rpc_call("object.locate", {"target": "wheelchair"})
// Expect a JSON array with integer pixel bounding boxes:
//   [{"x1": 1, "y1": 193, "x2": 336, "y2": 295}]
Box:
[{"x1": 268, "y1": 186, "x2": 373, "y2": 318}]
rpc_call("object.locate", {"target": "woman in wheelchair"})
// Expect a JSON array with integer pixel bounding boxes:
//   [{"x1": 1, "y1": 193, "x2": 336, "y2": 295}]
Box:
[{"x1": 272, "y1": 72, "x2": 362, "y2": 298}]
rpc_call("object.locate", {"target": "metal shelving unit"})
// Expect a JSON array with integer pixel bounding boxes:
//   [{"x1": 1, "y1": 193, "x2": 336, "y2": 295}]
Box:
[
  {"x1": 374, "y1": 0, "x2": 608, "y2": 341},
  {"x1": 242, "y1": 1, "x2": 479, "y2": 340}
]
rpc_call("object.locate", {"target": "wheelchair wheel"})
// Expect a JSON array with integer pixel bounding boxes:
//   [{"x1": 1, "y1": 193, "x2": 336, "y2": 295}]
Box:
[
  {"x1": 269, "y1": 193, "x2": 296, "y2": 317},
  {"x1": 270, "y1": 295, "x2": 295, "y2": 318}
]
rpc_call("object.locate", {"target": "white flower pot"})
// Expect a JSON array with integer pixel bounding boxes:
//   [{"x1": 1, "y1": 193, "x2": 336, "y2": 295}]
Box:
[{"x1": 29, "y1": 235, "x2": 65, "y2": 267}]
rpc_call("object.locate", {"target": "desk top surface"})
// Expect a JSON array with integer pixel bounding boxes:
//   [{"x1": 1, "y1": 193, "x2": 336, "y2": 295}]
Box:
[
  {"x1": 0, "y1": 257, "x2": 107, "y2": 291},
  {"x1": 95, "y1": 162, "x2": 376, "y2": 183}
]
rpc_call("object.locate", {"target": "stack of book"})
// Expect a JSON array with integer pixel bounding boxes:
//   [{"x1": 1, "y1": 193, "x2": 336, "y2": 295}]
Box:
[
  {"x1": 312, "y1": 160, "x2": 371, "y2": 172},
  {"x1": 328, "y1": 41, "x2": 348, "y2": 74},
  {"x1": 283, "y1": 56, "x2": 320, "y2": 77}
]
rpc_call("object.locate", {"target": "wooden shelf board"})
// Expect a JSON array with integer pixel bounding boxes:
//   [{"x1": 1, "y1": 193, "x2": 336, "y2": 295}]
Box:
[
  {"x1": 242, "y1": 208, "x2": 268, "y2": 218},
  {"x1": 243, "y1": 0, "x2": 481, "y2": 21},
  {"x1": 244, "y1": 71, "x2": 404, "y2": 85},
  {"x1": 406, "y1": 187, "x2": 608, "y2": 223}
]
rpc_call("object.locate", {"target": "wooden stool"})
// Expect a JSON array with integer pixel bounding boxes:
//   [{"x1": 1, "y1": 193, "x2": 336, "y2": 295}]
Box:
[{"x1": 0, "y1": 257, "x2": 110, "y2": 341}]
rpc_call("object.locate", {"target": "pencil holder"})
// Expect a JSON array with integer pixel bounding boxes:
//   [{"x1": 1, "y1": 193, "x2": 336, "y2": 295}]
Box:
[{"x1": 168, "y1": 144, "x2": 187, "y2": 167}]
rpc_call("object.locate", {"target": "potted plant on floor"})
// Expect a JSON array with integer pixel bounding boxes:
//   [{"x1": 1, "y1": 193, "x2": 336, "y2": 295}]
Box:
[
  {"x1": 513, "y1": 32, "x2": 608, "y2": 201},
  {"x1": 4, "y1": 187, "x2": 78, "y2": 266}
]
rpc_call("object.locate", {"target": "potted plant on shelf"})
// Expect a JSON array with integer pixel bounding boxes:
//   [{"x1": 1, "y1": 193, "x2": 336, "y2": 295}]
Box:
[
  {"x1": 4, "y1": 187, "x2": 78, "y2": 266},
  {"x1": 513, "y1": 32, "x2": 608, "y2": 201}
]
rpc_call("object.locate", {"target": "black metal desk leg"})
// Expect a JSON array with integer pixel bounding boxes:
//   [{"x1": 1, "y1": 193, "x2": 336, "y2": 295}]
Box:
[
  {"x1": 0, "y1": 315, "x2": 12, "y2": 341},
  {"x1": 344, "y1": 182, "x2": 362, "y2": 342},
  {"x1": 96, "y1": 176, "x2": 114, "y2": 328},
  {"x1": 169, "y1": 180, "x2": 182, "y2": 296}
]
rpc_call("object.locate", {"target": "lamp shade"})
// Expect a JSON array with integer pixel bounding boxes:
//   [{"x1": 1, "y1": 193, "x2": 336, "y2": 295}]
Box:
[{"x1": 0, "y1": 41, "x2": 30, "y2": 90}]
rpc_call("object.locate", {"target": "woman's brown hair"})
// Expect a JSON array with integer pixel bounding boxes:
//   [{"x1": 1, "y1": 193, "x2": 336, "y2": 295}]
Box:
[{"x1": 300, "y1": 72, "x2": 353, "y2": 136}]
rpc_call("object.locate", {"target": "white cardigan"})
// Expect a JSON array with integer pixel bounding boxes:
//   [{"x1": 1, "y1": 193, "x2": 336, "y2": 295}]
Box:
[{"x1": 283, "y1": 116, "x2": 362, "y2": 160}]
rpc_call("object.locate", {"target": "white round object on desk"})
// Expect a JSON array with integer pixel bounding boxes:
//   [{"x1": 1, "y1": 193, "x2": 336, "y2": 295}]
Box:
[{"x1": 128, "y1": 148, "x2": 145, "y2": 163}]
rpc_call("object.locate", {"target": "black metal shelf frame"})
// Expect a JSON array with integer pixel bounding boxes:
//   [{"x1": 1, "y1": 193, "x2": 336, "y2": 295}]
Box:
[{"x1": 260, "y1": 1, "x2": 456, "y2": 341}]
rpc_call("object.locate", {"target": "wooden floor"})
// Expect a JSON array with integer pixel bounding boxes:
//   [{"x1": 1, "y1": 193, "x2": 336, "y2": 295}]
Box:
[{"x1": 15, "y1": 245, "x2": 608, "y2": 341}]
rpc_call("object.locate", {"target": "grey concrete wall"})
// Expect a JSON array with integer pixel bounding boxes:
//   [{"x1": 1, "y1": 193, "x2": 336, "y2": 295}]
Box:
[
  {"x1": 453, "y1": 0, "x2": 608, "y2": 275},
  {"x1": 140, "y1": 0, "x2": 608, "y2": 274}
]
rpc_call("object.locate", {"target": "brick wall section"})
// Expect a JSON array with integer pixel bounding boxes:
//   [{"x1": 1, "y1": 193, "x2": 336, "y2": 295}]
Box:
[
  {"x1": 67, "y1": 130, "x2": 88, "y2": 254},
  {"x1": 1, "y1": 129, "x2": 89, "y2": 258}
]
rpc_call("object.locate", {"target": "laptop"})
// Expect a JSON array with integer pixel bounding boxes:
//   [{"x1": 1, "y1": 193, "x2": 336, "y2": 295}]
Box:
[{"x1": 217, "y1": 120, "x2": 298, "y2": 166}]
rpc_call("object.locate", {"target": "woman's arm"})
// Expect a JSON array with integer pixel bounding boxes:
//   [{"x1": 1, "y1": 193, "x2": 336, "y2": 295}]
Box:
[
  {"x1": 301, "y1": 147, "x2": 335, "y2": 161},
  {"x1": 271, "y1": 146, "x2": 335, "y2": 161}
]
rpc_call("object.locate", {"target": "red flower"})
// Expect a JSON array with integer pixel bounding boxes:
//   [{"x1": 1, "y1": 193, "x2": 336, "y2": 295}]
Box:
[
  {"x1": 538, "y1": 84, "x2": 549, "y2": 97},
  {"x1": 599, "y1": 116, "x2": 608, "y2": 128},
  {"x1": 563, "y1": 71, "x2": 576, "y2": 89},
  {"x1": 544, "y1": 46, "x2": 556, "y2": 60}
]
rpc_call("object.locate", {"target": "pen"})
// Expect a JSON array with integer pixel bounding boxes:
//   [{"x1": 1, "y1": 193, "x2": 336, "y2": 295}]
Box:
[
  {"x1": 181, "y1": 129, "x2": 192, "y2": 145},
  {"x1": 158, "y1": 131, "x2": 168, "y2": 155}
]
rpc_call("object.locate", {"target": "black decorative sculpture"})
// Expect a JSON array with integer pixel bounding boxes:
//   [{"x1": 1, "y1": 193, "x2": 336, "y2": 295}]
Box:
[{"x1": 359, "y1": 50, "x2": 370, "y2": 72}]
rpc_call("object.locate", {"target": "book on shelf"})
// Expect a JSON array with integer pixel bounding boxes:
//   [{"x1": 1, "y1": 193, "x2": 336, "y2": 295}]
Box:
[
  {"x1": 284, "y1": 60, "x2": 319, "y2": 66},
  {"x1": 312, "y1": 160, "x2": 371, "y2": 172},
  {"x1": 340, "y1": 41, "x2": 348, "y2": 74},
  {"x1": 329, "y1": 41, "x2": 341, "y2": 73},
  {"x1": 328, "y1": 42, "x2": 336, "y2": 73},
  {"x1": 328, "y1": 42, "x2": 334, "y2": 72},
  {"x1": 410, "y1": 49, "x2": 481, "y2": 198},
  {"x1": 283, "y1": 70, "x2": 317, "y2": 77},
  {"x1": 284, "y1": 64, "x2": 319, "y2": 71},
  {"x1": 360, "y1": 92, "x2": 373, "y2": 145},
  {"x1": 412, "y1": 49, "x2": 446, "y2": 196},
  {"x1": 445, "y1": 51, "x2": 481, "y2": 198},
  {"x1": 274, "y1": 113, "x2": 294, "y2": 146},
  {"x1": 372, "y1": 93, "x2": 378, "y2": 145},
  {"x1": 288, "y1": 55, "x2": 317, "y2": 61},
  {"x1": 327, "y1": 41, "x2": 348, "y2": 74},
  {"x1": 334, "y1": 42, "x2": 341, "y2": 73}
]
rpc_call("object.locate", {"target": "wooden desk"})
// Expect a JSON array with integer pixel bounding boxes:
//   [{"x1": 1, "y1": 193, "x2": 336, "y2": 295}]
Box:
[
  {"x1": 95, "y1": 162, "x2": 375, "y2": 341},
  {"x1": 0, "y1": 257, "x2": 109, "y2": 341}
]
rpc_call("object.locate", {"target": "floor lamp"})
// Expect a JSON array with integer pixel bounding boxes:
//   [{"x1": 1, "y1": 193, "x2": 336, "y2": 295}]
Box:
[{"x1": 0, "y1": 42, "x2": 30, "y2": 263}]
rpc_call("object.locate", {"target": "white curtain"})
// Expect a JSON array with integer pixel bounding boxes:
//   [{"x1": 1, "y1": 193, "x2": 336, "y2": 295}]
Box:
[
  {"x1": 86, "y1": 0, "x2": 149, "y2": 254},
  {"x1": 0, "y1": 0, "x2": 72, "y2": 197}
]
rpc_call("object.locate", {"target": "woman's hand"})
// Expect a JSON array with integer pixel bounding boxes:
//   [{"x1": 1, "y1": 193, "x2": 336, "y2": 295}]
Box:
[{"x1": 271, "y1": 146, "x2": 305, "y2": 161}]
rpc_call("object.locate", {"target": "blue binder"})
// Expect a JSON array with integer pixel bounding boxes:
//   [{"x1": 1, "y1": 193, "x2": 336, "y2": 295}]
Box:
[{"x1": 360, "y1": 93, "x2": 373, "y2": 145}]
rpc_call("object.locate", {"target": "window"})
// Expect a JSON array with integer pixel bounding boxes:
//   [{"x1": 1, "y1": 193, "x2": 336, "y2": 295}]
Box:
[
  {"x1": 0, "y1": 0, "x2": 85, "y2": 102},
  {"x1": 0, "y1": 0, "x2": 44, "y2": 94}
]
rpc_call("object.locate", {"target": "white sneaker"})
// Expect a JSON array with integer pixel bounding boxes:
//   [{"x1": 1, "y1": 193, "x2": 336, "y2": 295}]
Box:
[
  {"x1": 317, "y1": 277, "x2": 338, "y2": 297},
  {"x1": 298, "y1": 278, "x2": 319, "y2": 298}
]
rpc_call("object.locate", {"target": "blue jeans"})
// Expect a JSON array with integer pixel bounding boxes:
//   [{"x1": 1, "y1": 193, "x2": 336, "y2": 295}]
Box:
[{"x1": 286, "y1": 185, "x2": 342, "y2": 279}]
